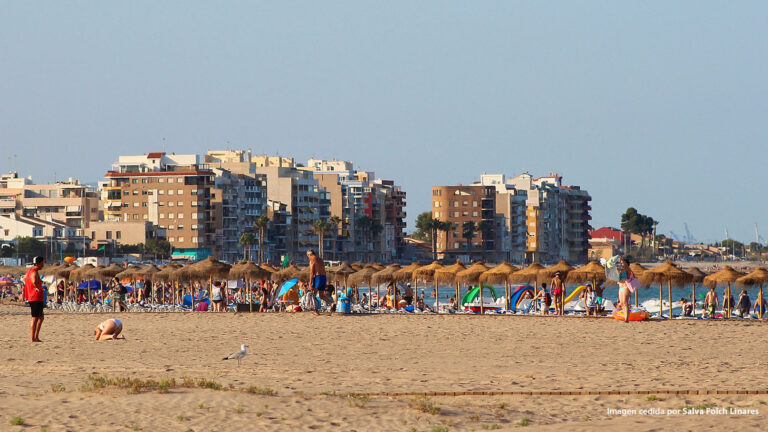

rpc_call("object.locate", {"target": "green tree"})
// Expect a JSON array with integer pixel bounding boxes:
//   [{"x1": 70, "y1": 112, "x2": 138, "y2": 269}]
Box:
[
  {"x1": 238, "y1": 232, "x2": 256, "y2": 261},
  {"x1": 620, "y1": 208, "x2": 657, "y2": 254},
  {"x1": 414, "y1": 211, "x2": 434, "y2": 241},
  {"x1": 312, "y1": 219, "x2": 329, "y2": 258},
  {"x1": 145, "y1": 239, "x2": 172, "y2": 260},
  {"x1": 328, "y1": 215, "x2": 342, "y2": 261},
  {"x1": 462, "y1": 221, "x2": 477, "y2": 259},
  {"x1": 15, "y1": 236, "x2": 45, "y2": 257},
  {"x1": 424, "y1": 219, "x2": 454, "y2": 261},
  {"x1": 253, "y1": 216, "x2": 270, "y2": 263}
]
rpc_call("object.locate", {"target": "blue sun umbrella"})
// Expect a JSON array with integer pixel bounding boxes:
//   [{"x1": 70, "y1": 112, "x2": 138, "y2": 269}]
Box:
[
  {"x1": 77, "y1": 280, "x2": 102, "y2": 291},
  {"x1": 277, "y1": 278, "x2": 299, "y2": 297}
]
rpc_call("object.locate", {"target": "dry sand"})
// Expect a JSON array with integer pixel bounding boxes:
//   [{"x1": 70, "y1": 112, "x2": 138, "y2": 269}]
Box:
[{"x1": 2, "y1": 307, "x2": 768, "y2": 431}]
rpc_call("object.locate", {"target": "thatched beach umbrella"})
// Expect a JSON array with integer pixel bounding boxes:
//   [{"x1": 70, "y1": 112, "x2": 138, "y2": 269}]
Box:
[
  {"x1": 230, "y1": 262, "x2": 270, "y2": 312},
  {"x1": 371, "y1": 264, "x2": 402, "y2": 308},
  {"x1": 328, "y1": 262, "x2": 357, "y2": 299},
  {"x1": 457, "y1": 261, "x2": 490, "y2": 313},
  {"x1": 686, "y1": 267, "x2": 708, "y2": 316},
  {"x1": 704, "y1": 266, "x2": 745, "y2": 318},
  {"x1": 138, "y1": 265, "x2": 162, "y2": 303},
  {"x1": 541, "y1": 261, "x2": 574, "y2": 313},
  {"x1": 348, "y1": 266, "x2": 379, "y2": 310},
  {"x1": 566, "y1": 262, "x2": 607, "y2": 314},
  {"x1": 40, "y1": 263, "x2": 61, "y2": 277},
  {"x1": 413, "y1": 261, "x2": 445, "y2": 310},
  {"x1": 508, "y1": 262, "x2": 546, "y2": 285},
  {"x1": 70, "y1": 264, "x2": 95, "y2": 282},
  {"x1": 393, "y1": 263, "x2": 422, "y2": 282},
  {"x1": 435, "y1": 260, "x2": 466, "y2": 310},
  {"x1": 351, "y1": 262, "x2": 364, "y2": 271},
  {"x1": 54, "y1": 263, "x2": 76, "y2": 280},
  {"x1": 640, "y1": 261, "x2": 693, "y2": 318},
  {"x1": 88, "y1": 263, "x2": 124, "y2": 303},
  {"x1": 737, "y1": 268, "x2": 768, "y2": 319},
  {"x1": 271, "y1": 264, "x2": 303, "y2": 282},
  {"x1": 479, "y1": 262, "x2": 519, "y2": 310},
  {"x1": 115, "y1": 264, "x2": 144, "y2": 280}
]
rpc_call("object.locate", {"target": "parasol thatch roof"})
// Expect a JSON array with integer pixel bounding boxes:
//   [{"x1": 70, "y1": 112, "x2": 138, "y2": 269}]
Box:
[
  {"x1": 40, "y1": 263, "x2": 61, "y2": 277},
  {"x1": 540, "y1": 260, "x2": 575, "y2": 278},
  {"x1": 260, "y1": 263, "x2": 277, "y2": 274},
  {"x1": 392, "y1": 262, "x2": 422, "y2": 282},
  {"x1": 348, "y1": 265, "x2": 379, "y2": 287},
  {"x1": 566, "y1": 261, "x2": 607, "y2": 285},
  {"x1": 115, "y1": 265, "x2": 144, "y2": 280},
  {"x1": 271, "y1": 264, "x2": 308, "y2": 282},
  {"x1": 154, "y1": 264, "x2": 182, "y2": 282},
  {"x1": 54, "y1": 263, "x2": 77, "y2": 279},
  {"x1": 0, "y1": 265, "x2": 27, "y2": 275},
  {"x1": 137, "y1": 264, "x2": 162, "y2": 279},
  {"x1": 328, "y1": 262, "x2": 357, "y2": 276},
  {"x1": 185, "y1": 257, "x2": 232, "y2": 280},
  {"x1": 434, "y1": 260, "x2": 466, "y2": 283},
  {"x1": 629, "y1": 263, "x2": 648, "y2": 276},
  {"x1": 229, "y1": 262, "x2": 271, "y2": 280},
  {"x1": 351, "y1": 262, "x2": 364, "y2": 271},
  {"x1": 703, "y1": 266, "x2": 745, "y2": 288},
  {"x1": 412, "y1": 261, "x2": 444, "y2": 281},
  {"x1": 685, "y1": 267, "x2": 708, "y2": 283},
  {"x1": 456, "y1": 261, "x2": 491, "y2": 285},
  {"x1": 479, "y1": 262, "x2": 519, "y2": 284},
  {"x1": 508, "y1": 262, "x2": 546, "y2": 284},
  {"x1": 639, "y1": 261, "x2": 693, "y2": 288},
  {"x1": 70, "y1": 264, "x2": 95, "y2": 281},
  {"x1": 371, "y1": 264, "x2": 402, "y2": 285},
  {"x1": 736, "y1": 268, "x2": 768, "y2": 287},
  {"x1": 371, "y1": 263, "x2": 386, "y2": 271}
]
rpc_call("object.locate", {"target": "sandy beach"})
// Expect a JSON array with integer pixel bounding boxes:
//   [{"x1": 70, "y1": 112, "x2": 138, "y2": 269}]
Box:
[{"x1": 2, "y1": 307, "x2": 768, "y2": 431}]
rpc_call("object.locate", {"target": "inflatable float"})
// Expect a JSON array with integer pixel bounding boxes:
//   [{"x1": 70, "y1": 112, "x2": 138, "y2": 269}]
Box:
[
  {"x1": 461, "y1": 285, "x2": 504, "y2": 312},
  {"x1": 612, "y1": 308, "x2": 649, "y2": 321}
]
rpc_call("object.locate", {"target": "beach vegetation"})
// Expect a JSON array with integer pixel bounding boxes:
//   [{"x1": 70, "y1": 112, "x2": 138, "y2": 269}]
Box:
[
  {"x1": 176, "y1": 415, "x2": 186, "y2": 421},
  {"x1": 245, "y1": 385, "x2": 276, "y2": 396},
  {"x1": 468, "y1": 413, "x2": 480, "y2": 422},
  {"x1": 497, "y1": 402, "x2": 505, "y2": 409},
  {"x1": 235, "y1": 405, "x2": 245, "y2": 414},
  {"x1": 50, "y1": 383, "x2": 66, "y2": 392},
  {"x1": 346, "y1": 394, "x2": 370, "y2": 408},
  {"x1": 197, "y1": 402, "x2": 205, "y2": 409},
  {"x1": 10, "y1": 417, "x2": 25, "y2": 426},
  {"x1": 194, "y1": 378, "x2": 222, "y2": 391},
  {"x1": 409, "y1": 395, "x2": 440, "y2": 415},
  {"x1": 431, "y1": 426, "x2": 449, "y2": 432},
  {"x1": 255, "y1": 412, "x2": 263, "y2": 417},
  {"x1": 646, "y1": 395, "x2": 657, "y2": 401},
  {"x1": 482, "y1": 424, "x2": 501, "y2": 430},
  {"x1": 518, "y1": 417, "x2": 530, "y2": 427}
]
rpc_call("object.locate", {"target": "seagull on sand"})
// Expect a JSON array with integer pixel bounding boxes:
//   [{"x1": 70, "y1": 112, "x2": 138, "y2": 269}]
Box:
[{"x1": 223, "y1": 344, "x2": 248, "y2": 365}]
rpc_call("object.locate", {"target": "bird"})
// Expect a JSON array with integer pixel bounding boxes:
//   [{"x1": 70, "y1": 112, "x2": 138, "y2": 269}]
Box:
[{"x1": 223, "y1": 344, "x2": 248, "y2": 365}]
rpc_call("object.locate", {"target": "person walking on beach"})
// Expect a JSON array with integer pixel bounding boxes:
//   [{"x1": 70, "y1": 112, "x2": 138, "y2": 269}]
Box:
[
  {"x1": 617, "y1": 256, "x2": 635, "y2": 323},
  {"x1": 704, "y1": 286, "x2": 719, "y2": 318},
  {"x1": 735, "y1": 290, "x2": 751, "y2": 318},
  {"x1": 532, "y1": 283, "x2": 550, "y2": 315},
  {"x1": 23, "y1": 256, "x2": 45, "y2": 342},
  {"x1": 307, "y1": 249, "x2": 333, "y2": 313},
  {"x1": 111, "y1": 277, "x2": 128, "y2": 312},
  {"x1": 211, "y1": 281, "x2": 224, "y2": 312},
  {"x1": 551, "y1": 272, "x2": 565, "y2": 315}
]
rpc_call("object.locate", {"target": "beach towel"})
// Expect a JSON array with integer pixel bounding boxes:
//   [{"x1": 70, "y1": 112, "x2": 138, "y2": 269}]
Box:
[
  {"x1": 194, "y1": 301, "x2": 208, "y2": 312},
  {"x1": 602, "y1": 256, "x2": 621, "y2": 282}
]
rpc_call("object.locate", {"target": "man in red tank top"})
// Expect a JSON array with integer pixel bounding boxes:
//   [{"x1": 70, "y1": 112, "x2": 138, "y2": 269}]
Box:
[{"x1": 24, "y1": 256, "x2": 45, "y2": 342}]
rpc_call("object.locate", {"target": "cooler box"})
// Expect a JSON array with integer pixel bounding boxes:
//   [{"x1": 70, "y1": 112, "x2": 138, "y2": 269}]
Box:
[{"x1": 337, "y1": 296, "x2": 351, "y2": 314}]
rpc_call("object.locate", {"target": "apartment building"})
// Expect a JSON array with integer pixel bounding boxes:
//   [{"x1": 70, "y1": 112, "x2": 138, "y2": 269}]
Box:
[
  {"x1": 103, "y1": 153, "x2": 216, "y2": 259},
  {"x1": 477, "y1": 174, "x2": 527, "y2": 262},
  {"x1": 431, "y1": 184, "x2": 497, "y2": 261},
  {"x1": 0, "y1": 172, "x2": 100, "y2": 230},
  {"x1": 211, "y1": 168, "x2": 267, "y2": 263}
]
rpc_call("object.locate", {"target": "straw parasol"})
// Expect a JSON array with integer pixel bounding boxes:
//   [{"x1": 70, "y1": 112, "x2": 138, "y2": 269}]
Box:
[
  {"x1": 412, "y1": 261, "x2": 445, "y2": 310},
  {"x1": 508, "y1": 262, "x2": 546, "y2": 285},
  {"x1": 704, "y1": 266, "x2": 745, "y2": 318},
  {"x1": 154, "y1": 264, "x2": 182, "y2": 282},
  {"x1": 328, "y1": 262, "x2": 357, "y2": 296},
  {"x1": 371, "y1": 264, "x2": 402, "y2": 308},
  {"x1": 271, "y1": 264, "x2": 302, "y2": 282},
  {"x1": 541, "y1": 260, "x2": 574, "y2": 279},
  {"x1": 54, "y1": 263, "x2": 76, "y2": 280},
  {"x1": 186, "y1": 257, "x2": 231, "y2": 280},
  {"x1": 435, "y1": 260, "x2": 466, "y2": 309},
  {"x1": 640, "y1": 261, "x2": 693, "y2": 318},
  {"x1": 70, "y1": 264, "x2": 95, "y2": 282},
  {"x1": 566, "y1": 261, "x2": 606, "y2": 286},
  {"x1": 393, "y1": 263, "x2": 422, "y2": 283},
  {"x1": 137, "y1": 265, "x2": 162, "y2": 302},
  {"x1": 371, "y1": 263, "x2": 386, "y2": 271},
  {"x1": 348, "y1": 266, "x2": 379, "y2": 310},
  {"x1": 479, "y1": 262, "x2": 519, "y2": 311},
  {"x1": 736, "y1": 268, "x2": 768, "y2": 319},
  {"x1": 630, "y1": 263, "x2": 648, "y2": 276},
  {"x1": 40, "y1": 263, "x2": 61, "y2": 277},
  {"x1": 115, "y1": 264, "x2": 144, "y2": 280},
  {"x1": 351, "y1": 262, "x2": 364, "y2": 271},
  {"x1": 457, "y1": 261, "x2": 491, "y2": 313},
  {"x1": 686, "y1": 267, "x2": 708, "y2": 316},
  {"x1": 230, "y1": 262, "x2": 271, "y2": 312}
]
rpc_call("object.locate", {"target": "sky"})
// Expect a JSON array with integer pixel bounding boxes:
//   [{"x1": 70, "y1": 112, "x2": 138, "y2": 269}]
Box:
[{"x1": 1, "y1": 1, "x2": 767, "y2": 244}]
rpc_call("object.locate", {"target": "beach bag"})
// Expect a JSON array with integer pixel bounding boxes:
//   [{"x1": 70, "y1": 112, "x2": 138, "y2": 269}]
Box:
[
  {"x1": 299, "y1": 292, "x2": 317, "y2": 312},
  {"x1": 605, "y1": 266, "x2": 620, "y2": 282},
  {"x1": 625, "y1": 276, "x2": 640, "y2": 293}
]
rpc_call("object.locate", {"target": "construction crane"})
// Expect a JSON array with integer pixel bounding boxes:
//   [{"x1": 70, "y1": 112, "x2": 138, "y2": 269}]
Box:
[
  {"x1": 668, "y1": 231, "x2": 681, "y2": 242},
  {"x1": 683, "y1": 223, "x2": 697, "y2": 244},
  {"x1": 756, "y1": 223, "x2": 765, "y2": 245}
]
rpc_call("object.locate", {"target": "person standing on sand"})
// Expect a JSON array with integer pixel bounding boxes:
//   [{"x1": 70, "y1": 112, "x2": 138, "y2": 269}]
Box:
[
  {"x1": 704, "y1": 286, "x2": 719, "y2": 318},
  {"x1": 23, "y1": 256, "x2": 45, "y2": 342},
  {"x1": 307, "y1": 249, "x2": 334, "y2": 313},
  {"x1": 551, "y1": 272, "x2": 565, "y2": 315},
  {"x1": 617, "y1": 256, "x2": 634, "y2": 323}
]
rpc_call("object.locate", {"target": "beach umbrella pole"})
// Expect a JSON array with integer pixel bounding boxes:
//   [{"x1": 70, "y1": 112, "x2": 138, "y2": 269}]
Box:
[
  {"x1": 668, "y1": 280, "x2": 673, "y2": 319},
  {"x1": 659, "y1": 282, "x2": 663, "y2": 318},
  {"x1": 692, "y1": 282, "x2": 696, "y2": 317},
  {"x1": 760, "y1": 284, "x2": 764, "y2": 319}
]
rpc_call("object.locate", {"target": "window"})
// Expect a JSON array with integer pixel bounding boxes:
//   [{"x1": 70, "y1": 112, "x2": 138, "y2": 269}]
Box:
[
  {"x1": 472, "y1": 211, "x2": 478, "y2": 217},
  {"x1": 454, "y1": 242, "x2": 460, "y2": 249},
  {"x1": 191, "y1": 201, "x2": 198, "y2": 206},
  {"x1": 159, "y1": 190, "x2": 165, "y2": 195},
  {"x1": 133, "y1": 214, "x2": 138, "y2": 220},
  {"x1": 473, "y1": 201, "x2": 478, "y2": 207},
  {"x1": 168, "y1": 190, "x2": 174, "y2": 195},
  {"x1": 463, "y1": 201, "x2": 468, "y2": 206},
  {"x1": 133, "y1": 202, "x2": 139, "y2": 207},
  {"x1": 192, "y1": 237, "x2": 198, "y2": 243},
  {"x1": 168, "y1": 225, "x2": 174, "y2": 230},
  {"x1": 452, "y1": 201, "x2": 459, "y2": 207},
  {"x1": 168, "y1": 202, "x2": 174, "y2": 207},
  {"x1": 178, "y1": 213, "x2": 184, "y2": 219},
  {"x1": 143, "y1": 214, "x2": 147, "y2": 220},
  {"x1": 106, "y1": 231, "x2": 112, "y2": 239},
  {"x1": 168, "y1": 237, "x2": 175, "y2": 242},
  {"x1": 177, "y1": 202, "x2": 183, "y2": 206},
  {"x1": 177, "y1": 178, "x2": 183, "y2": 183},
  {"x1": 159, "y1": 213, "x2": 165, "y2": 219},
  {"x1": 191, "y1": 189, "x2": 198, "y2": 195},
  {"x1": 141, "y1": 178, "x2": 147, "y2": 183},
  {"x1": 132, "y1": 190, "x2": 139, "y2": 195},
  {"x1": 131, "y1": 179, "x2": 138, "y2": 184},
  {"x1": 192, "y1": 213, "x2": 198, "y2": 220},
  {"x1": 177, "y1": 190, "x2": 183, "y2": 195},
  {"x1": 177, "y1": 225, "x2": 184, "y2": 230},
  {"x1": 177, "y1": 237, "x2": 184, "y2": 242},
  {"x1": 462, "y1": 211, "x2": 468, "y2": 217},
  {"x1": 116, "y1": 231, "x2": 121, "y2": 239},
  {"x1": 159, "y1": 178, "x2": 165, "y2": 183},
  {"x1": 142, "y1": 202, "x2": 147, "y2": 207}
]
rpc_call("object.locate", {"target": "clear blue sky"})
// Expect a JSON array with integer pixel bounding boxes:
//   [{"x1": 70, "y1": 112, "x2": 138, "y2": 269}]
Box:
[{"x1": 2, "y1": 1, "x2": 766, "y2": 244}]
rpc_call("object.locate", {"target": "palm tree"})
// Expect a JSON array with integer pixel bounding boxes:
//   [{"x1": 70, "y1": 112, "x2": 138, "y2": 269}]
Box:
[
  {"x1": 478, "y1": 220, "x2": 494, "y2": 261},
  {"x1": 462, "y1": 221, "x2": 477, "y2": 260},
  {"x1": 238, "y1": 232, "x2": 255, "y2": 261},
  {"x1": 312, "y1": 219, "x2": 329, "y2": 258},
  {"x1": 253, "y1": 215, "x2": 270, "y2": 263},
  {"x1": 428, "y1": 218, "x2": 453, "y2": 261},
  {"x1": 328, "y1": 215, "x2": 342, "y2": 261}
]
